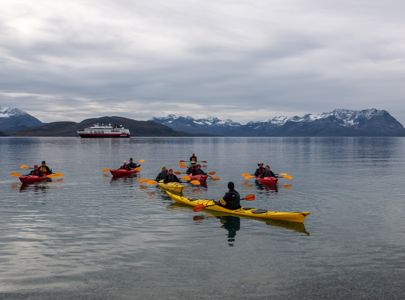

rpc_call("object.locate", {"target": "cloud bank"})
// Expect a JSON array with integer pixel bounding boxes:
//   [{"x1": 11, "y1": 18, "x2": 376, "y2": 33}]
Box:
[{"x1": 1, "y1": 0, "x2": 405, "y2": 123}]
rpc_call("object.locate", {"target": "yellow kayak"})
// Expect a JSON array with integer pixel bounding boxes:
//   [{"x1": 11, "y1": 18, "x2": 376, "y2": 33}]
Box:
[
  {"x1": 158, "y1": 181, "x2": 185, "y2": 195},
  {"x1": 165, "y1": 191, "x2": 310, "y2": 223}
]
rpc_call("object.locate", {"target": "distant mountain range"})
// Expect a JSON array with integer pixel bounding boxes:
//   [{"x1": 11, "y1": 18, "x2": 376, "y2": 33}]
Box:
[
  {"x1": 0, "y1": 106, "x2": 43, "y2": 133},
  {"x1": 154, "y1": 109, "x2": 405, "y2": 136},
  {"x1": 1, "y1": 106, "x2": 404, "y2": 136}
]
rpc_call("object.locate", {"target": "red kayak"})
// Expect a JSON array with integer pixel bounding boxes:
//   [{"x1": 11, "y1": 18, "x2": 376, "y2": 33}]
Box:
[
  {"x1": 19, "y1": 175, "x2": 51, "y2": 184},
  {"x1": 256, "y1": 176, "x2": 278, "y2": 186},
  {"x1": 110, "y1": 168, "x2": 140, "y2": 178},
  {"x1": 189, "y1": 174, "x2": 208, "y2": 184}
]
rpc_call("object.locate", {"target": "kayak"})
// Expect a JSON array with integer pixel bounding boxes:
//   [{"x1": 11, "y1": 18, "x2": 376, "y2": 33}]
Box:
[
  {"x1": 158, "y1": 181, "x2": 185, "y2": 194},
  {"x1": 256, "y1": 176, "x2": 278, "y2": 186},
  {"x1": 188, "y1": 174, "x2": 208, "y2": 184},
  {"x1": 165, "y1": 191, "x2": 310, "y2": 223},
  {"x1": 110, "y1": 168, "x2": 140, "y2": 178},
  {"x1": 19, "y1": 175, "x2": 51, "y2": 184}
]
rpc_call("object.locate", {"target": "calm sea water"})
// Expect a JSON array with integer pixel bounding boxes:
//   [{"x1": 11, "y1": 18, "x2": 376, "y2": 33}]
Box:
[{"x1": 0, "y1": 137, "x2": 404, "y2": 299}]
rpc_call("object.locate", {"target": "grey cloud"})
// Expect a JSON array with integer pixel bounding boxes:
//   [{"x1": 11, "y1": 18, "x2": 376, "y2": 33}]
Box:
[{"x1": 0, "y1": 0, "x2": 405, "y2": 124}]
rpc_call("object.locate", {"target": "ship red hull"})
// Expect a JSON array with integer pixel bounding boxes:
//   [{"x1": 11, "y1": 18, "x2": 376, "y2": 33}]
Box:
[{"x1": 79, "y1": 133, "x2": 130, "y2": 138}]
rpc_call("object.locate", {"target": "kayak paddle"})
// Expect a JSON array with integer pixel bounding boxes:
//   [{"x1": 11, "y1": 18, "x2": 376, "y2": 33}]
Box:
[
  {"x1": 20, "y1": 164, "x2": 30, "y2": 169},
  {"x1": 47, "y1": 172, "x2": 64, "y2": 178},
  {"x1": 278, "y1": 173, "x2": 293, "y2": 180},
  {"x1": 192, "y1": 194, "x2": 256, "y2": 212},
  {"x1": 10, "y1": 172, "x2": 22, "y2": 177},
  {"x1": 102, "y1": 168, "x2": 110, "y2": 172},
  {"x1": 208, "y1": 175, "x2": 221, "y2": 181}
]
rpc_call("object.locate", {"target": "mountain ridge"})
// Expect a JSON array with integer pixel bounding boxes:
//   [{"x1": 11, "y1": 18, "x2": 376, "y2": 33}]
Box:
[{"x1": 154, "y1": 109, "x2": 405, "y2": 136}]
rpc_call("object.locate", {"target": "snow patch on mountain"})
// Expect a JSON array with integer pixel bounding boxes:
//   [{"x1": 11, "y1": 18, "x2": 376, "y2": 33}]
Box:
[{"x1": 0, "y1": 106, "x2": 27, "y2": 118}]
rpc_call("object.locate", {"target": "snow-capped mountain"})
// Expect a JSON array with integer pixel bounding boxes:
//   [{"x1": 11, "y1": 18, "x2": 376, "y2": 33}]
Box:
[
  {"x1": 153, "y1": 114, "x2": 247, "y2": 135},
  {"x1": 154, "y1": 109, "x2": 405, "y2": 136},
  {"x1": 0, "y1": 106, "x2": 43, "y2": 134}
]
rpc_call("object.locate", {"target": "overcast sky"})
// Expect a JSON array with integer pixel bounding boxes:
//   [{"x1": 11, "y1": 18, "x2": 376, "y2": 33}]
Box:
[{"x1": 1, "y1": 0, "x2": 405, "y2": 123}]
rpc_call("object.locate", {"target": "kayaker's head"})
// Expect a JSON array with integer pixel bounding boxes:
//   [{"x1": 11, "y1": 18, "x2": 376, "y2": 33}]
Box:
[
  {"x1": 161, "y1": 166, "x2": 166, "y2": 170},
  {"x1": 265, "y1": 165, "x2": 270, "y2": 170},
  {"x1": 168, "y1": 168, "x2": 173, "y2": 174},
  {"x1": 129, "y1": 158, "x2": 133, "y2": 162},
  {"x1": 228, "y1": 181, "x2": 235, "y2": 190},
  {"x1": 41, "y1": 161, "x2": 46, "y2": 166},
  {"x1": 258, "y1": 162, "x2": 263, "y2": 167},
  {"x1": 196, "y1": 164, "x2": 201, "y2": 169},
  {"x1": 123, "y1": 160, "x2": 127, "y2": 164},
  {"x1": 33, "y1": 164, "x2": 38, "y2": 169}
]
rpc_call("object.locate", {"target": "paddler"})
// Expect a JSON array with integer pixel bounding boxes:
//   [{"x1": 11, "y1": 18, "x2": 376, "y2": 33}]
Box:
[
  {"x1": 260, "y1": 165, "x2": 277, "y2": 178},
  {"x1": 163, "y1": 169, "x2": 181, "y2": 184},
  {"x1": 192, "y1": 164, "x2": 206, "y2": 176},
  {"x1": 155, "y1": 166, "x2": 168, "y2": 181},
  {"x1": 186, "y1": 162, "x2": 197, "y2": 175},
  {"x1": 218, "y1": 182, "x2": 241, "y2": 210},
  {"x1": 254, "y1": 162, "x2": 265, "y2": 177},
  {"x1": 127, "y1": 158, "x2": 140, "y2": 169},
  {"x1": 38, "y1": 161, "x2": 53, "y2": 175},
  {"x1": 190, "y1": 153, "x2": 198, "y2": 163},
  {"x1": 119, "y1": 161, "x2": 128, "y2": 170},
  {"x1": 28, "y1": 164, "x2": 43, "y2": 177}
]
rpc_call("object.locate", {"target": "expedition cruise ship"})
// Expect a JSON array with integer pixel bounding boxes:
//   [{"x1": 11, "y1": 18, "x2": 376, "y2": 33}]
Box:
[{"x1": 77, "y1": 124, "x2": 130, "y2": 138}]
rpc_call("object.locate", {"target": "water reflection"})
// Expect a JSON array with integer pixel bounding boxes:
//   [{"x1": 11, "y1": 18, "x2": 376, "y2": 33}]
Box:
[
  {"x1": 255, "y1": 180, "x2": 278, "y2": 192},
  {"x1": 19, "y1": 183, "x2": 50, "y2": 193},
  {"x1": 220, "y1": 216, "x2": 240, "y2": 247}
]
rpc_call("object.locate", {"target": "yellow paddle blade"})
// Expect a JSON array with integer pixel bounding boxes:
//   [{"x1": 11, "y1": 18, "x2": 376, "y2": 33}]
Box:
[
  {"x1": 20, "y1": 164, "x2": 30, "y2": 169},
  {"x1": 241, "y1": 172, "x2": 251, "y2": 177},
  {"x1": 190, "y1": 180, "x2": 201, "y2": 186},
  {"x1": 146, "y1": 180, "x2": 157, "y2": 185},
  {"x1": 174, "y1": 171, "x2": 182, "y2": 175},
  {"x1": 102, "y1": 168, "x2": 110, "y2": 172},
  {"x1": 10, "y1": 172, "x2": 22, "y2": 177},
  {"x1": 47, "y1": 172, "x2": 64, "y2": 178},
  {"x1": 242, "y1": 174, "x2": 254, "y2": 179},
  {"x1": 208, "y1": 171, "x2": 216, "y2": 175},
  {"x1": 210, "y1": 176, "x2": 221, "y2": 181},
  {"x1": 137, "y1": 159, "x2": 145, "y2": 163},
  {"x1": 182, "y1": 175, "x2": 191, "y2": 181},
  {"x1": 134, "y1": 167, "x2": 142, "y2": 172},
  {"x1": 279, "y1": 173, "x2": 293, "y2": 180},
  {"x1": 179, "y1": 162, "x2": 187, "y2": 168},
  {"x1": 138, "y1": 178, "x2": 150, "y2": 183}
]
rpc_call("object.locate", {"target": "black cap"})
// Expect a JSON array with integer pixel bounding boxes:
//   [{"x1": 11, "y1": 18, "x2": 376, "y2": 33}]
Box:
[{"x1": 228, "y1": 181, "x2": 235, "y2": 190}]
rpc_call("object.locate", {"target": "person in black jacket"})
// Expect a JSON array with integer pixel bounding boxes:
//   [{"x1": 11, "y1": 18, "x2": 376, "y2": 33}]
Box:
[
  {"x1": 127, "y1": 158, "x2": 139, "y2": 169},
  {"x1": 192, "y1": 164, "x2": 206, "y2": 175},
  {"x1": 155, "y1": 166, "x2": 168, "y2": 181},
  {"x1": 254, "y1": 162, "x2": 265, "y2": 177},
  {"x1": 190, "y1": 153, "x2": 198, "y2": 163},
  {"x1": 186, "y1": 164, "x2": 197, "y2": 175},
  {"x1": 163, "y1": 169, "x2": 181, "y2": 184},
  {"x1": 261, "y1": 165, "x2": 277, "y2": 178},
  {"x1": 38, "y1": 161, "x2": 53, "y2": 175},
  {"x1": 218, "y1": 182, "x2": 241, "y2": 210}
]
